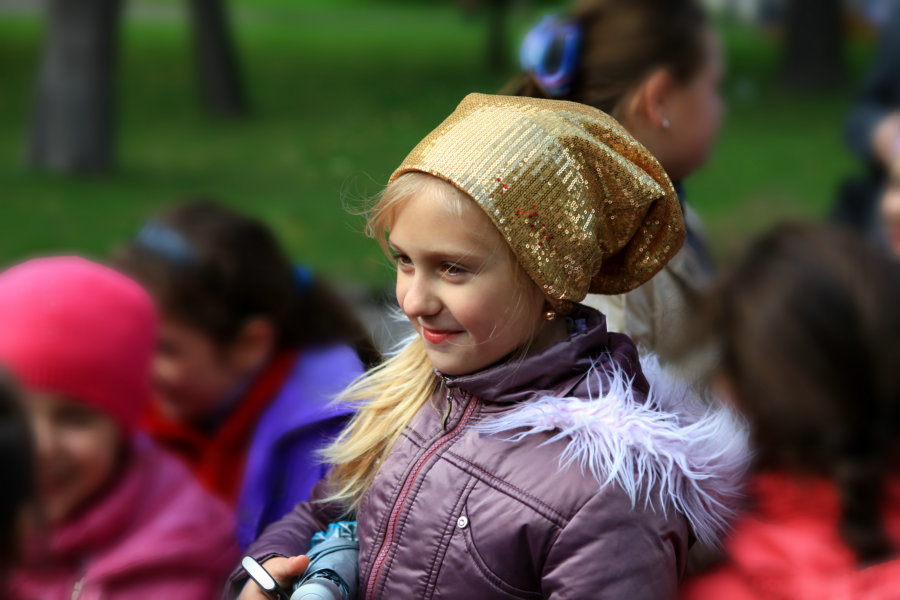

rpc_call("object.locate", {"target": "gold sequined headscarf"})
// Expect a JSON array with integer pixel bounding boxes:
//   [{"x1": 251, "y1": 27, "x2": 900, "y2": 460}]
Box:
[{"x1": 389, "y1": 93, "x2": 684, "y2": 309}]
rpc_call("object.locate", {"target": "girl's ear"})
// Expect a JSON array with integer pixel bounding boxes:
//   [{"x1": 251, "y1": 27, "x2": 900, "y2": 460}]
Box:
[
  {"x1": 629, "y1": 67, "x2": 677, "y2": 130},
  {"x1": 228, "y1": 317, "x2": 276, "y2": 373}
]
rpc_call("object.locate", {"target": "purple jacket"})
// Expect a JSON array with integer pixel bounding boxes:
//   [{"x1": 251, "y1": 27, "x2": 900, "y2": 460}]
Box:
[
  {"x1": 235, "y1": 345, "x2": 362, "y2": 549},
  {"x1": 228, "y1": 307, "x2": 746, "y2": 599}
]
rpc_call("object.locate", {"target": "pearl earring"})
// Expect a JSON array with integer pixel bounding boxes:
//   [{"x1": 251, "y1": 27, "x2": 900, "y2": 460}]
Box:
[
  {"x1": 661, "y1": 117, "x2": 671, "y2": 130},
  {"x1": 544, "y1": 310, "x2": 557, "y2": 321}
]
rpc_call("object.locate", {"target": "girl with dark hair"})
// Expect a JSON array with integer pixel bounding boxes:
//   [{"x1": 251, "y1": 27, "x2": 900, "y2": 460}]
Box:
[
  {"x1": 514, "y1": 0, "x2": 724, "y2": 358},
  {"x1": 681, "y1": 223, "x2": 900, "y2": 598},
  {"x1": 117, "y1": 200, "x2": 380, "y2": 549}
]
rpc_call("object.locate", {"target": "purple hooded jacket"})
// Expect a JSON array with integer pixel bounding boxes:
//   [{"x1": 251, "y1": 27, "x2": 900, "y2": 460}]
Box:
[
  {"x1": 228, "y1": 307, "x2": 746, "y2": 598},
  {"x1": 235, "y1": 344, "x2": 362, "y2": 549}
]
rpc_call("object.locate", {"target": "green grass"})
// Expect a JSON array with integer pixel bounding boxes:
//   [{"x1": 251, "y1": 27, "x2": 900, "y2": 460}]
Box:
[{"x1": 0, "y1": 4, "x2": 875, "y2": 285}]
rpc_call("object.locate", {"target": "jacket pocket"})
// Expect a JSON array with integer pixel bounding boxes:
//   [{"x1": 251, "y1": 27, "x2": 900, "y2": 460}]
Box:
[
  {"x1": 459, "y1": 505, "x2": 542, "y2": 599},
  {"x1": 433, "y1": 485, "x2": 543, "y2": 600}
]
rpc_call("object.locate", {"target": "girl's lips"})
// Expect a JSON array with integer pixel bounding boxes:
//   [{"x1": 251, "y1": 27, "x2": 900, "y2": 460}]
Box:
[{"x1": 421, "y1": 327, "x2": 462, "y2": 345}]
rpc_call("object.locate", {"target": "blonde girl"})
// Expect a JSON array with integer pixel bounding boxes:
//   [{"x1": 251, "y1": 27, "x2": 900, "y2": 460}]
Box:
[{"x1": 230, "y1": 93, "x2": 745, "y2": 600}]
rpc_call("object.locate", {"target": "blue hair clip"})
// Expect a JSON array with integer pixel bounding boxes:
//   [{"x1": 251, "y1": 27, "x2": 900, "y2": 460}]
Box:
[
  {"x1": 134, "y1": 221, "x2": 196, "y2": 266},
  {"x1": 293, "y1": 265, "x2": 313, "y2": 291},
  {"x1": 519, "y1": 16, "x2": 582, "y2": 97}
]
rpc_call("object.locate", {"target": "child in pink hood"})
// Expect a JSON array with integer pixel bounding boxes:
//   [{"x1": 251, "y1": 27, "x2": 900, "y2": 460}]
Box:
[{"x1": 0, "y1": 256, "x2": 239, "y2": 600}]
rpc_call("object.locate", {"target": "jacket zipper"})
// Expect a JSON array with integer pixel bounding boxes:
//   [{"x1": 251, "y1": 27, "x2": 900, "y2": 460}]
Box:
[
  {"x1": 364, "y1": 390, "x2": 476, "y2": 598},
  {"x1": 441, "y1": 383, "x2": 452, "y2": 430}
]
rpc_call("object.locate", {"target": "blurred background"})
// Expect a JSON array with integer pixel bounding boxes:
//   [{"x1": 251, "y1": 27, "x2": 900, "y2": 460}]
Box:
[{"x1": 0, "y1": 0, "x2": 886, "y2": 291}]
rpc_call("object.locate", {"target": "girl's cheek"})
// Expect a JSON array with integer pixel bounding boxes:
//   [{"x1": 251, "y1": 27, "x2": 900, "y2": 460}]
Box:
[
  {"x1": 395, "y1": 277, "x2": 408, "y2": 312},
  {"x1": 154, "y1": 354, "x2": 179, "y2": 386},
  {"x1": 32, "y1": 415, "x2": 55, "y2": 463},
  {"x1": 71, "y1": 424, "x2": 120, "y2": 483},
  {"x1": 154, "y1": 354, "x2": 197, "y2": 397}
]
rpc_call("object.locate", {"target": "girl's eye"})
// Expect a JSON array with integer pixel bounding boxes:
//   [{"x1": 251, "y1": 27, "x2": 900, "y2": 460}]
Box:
[
  {"x1": 442, "y1": 263, "x2": 466, "y2": 276},
  {"x1": 392, "y1": 253, "x2": 412, "y2": 268}
]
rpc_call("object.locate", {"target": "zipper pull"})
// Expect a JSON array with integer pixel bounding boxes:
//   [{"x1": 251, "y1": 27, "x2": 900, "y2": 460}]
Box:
[{"x1": 442, "y1": 387, "x2": 454, "y2": 430}]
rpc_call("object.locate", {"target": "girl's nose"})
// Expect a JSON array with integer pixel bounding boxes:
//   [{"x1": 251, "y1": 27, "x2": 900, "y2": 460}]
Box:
[
  {"x1": 32, "y1": 416, "x2": 56, "y2": 462},
  {"x1": 400, "y1": 274, "x2": 440, "y2": 319}
]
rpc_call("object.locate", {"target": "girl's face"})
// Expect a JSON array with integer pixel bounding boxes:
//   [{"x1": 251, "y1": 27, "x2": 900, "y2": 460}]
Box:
[
  {"x1": 153, "y1": 319, "x2": 247, "y2": 425},
  {"x1": 28, "y1": 392, "x2": 121, "y2": 525},
  {"x1": 662, "y1": 27, "x2": 725, "y2": 181},
  {"x1": 389, "y1": 184, "x2": 567, "y2": 376}
]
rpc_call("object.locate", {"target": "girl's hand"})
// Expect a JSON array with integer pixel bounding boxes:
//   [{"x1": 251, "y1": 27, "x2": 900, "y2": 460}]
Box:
[{"x1": 238, "y1": 555, "x2": 310, "y2": 600}]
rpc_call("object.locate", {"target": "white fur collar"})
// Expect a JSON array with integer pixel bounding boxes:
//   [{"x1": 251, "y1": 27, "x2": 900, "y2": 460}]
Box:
[{"x1": 473, "y1": 354, "x2": 749, "y2": 546}]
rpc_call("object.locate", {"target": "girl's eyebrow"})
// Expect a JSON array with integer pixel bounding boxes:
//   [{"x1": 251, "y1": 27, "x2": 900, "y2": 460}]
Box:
[{"x1": 387, "y1": 237, "x2": 491, "y2": 266}]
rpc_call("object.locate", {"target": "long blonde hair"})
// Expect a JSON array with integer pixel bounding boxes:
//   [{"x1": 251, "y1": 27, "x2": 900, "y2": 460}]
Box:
[{"x1": 322, "y1": 173, "x2": 488, "y2": 509}]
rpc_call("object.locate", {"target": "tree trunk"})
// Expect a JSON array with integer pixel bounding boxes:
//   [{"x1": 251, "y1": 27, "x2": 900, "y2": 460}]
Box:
[
  {"x1": 781, "y1": 0, "x2": 845, "y2": 89},
  {"x1": 486, "y1": 0, "x2": 511, "y2": 74},
  {"x1": 188, "y1": 0, "x2": 248, "y2": 116},
  {"x1": 27, "y1": 0, "x2": 123, "y2": 174}
]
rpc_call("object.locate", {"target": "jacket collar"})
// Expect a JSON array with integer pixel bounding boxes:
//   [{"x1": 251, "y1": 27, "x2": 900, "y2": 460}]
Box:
[{"x1": 439, "y1": 305, "x2": 643, "y2": 405}]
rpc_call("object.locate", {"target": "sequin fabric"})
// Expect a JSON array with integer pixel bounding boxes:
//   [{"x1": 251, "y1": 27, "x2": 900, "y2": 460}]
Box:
[{"x1": 389, "y1": 93, "x2": 685, "y2": 306}]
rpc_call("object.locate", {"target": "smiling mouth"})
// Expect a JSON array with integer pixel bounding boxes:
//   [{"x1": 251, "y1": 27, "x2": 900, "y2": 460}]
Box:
[{"x1": 421, "y1": 327, "x2": 462, "y2": 344}]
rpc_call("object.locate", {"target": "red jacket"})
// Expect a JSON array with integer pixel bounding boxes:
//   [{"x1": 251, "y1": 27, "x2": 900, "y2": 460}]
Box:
[{"x1": 680, "y1": 472, "x2": 900, "y2": 600}]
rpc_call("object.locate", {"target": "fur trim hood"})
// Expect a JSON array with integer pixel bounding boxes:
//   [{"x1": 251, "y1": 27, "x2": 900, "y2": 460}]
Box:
[{"x1": 473, "y1": 353, "x2": 749, "y2": 547}]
